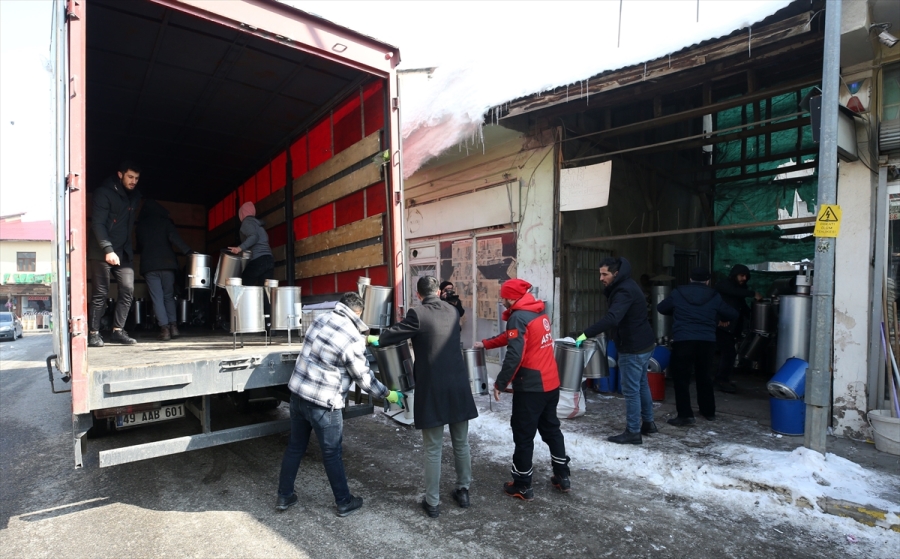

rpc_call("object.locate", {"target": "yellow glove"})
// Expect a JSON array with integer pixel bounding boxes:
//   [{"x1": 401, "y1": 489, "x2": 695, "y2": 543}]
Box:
[
  {"x1": 575, "y1": 333, "x2": 587, "y2": 347},
  {"x1": 366, "y1": 335, "x2": 380, "y2": 346}
]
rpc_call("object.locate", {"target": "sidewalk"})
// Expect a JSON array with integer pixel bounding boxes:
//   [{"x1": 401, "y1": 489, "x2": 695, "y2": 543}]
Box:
[{"x1": 572, "y1": 373, "x2": 900, "y2": 532}]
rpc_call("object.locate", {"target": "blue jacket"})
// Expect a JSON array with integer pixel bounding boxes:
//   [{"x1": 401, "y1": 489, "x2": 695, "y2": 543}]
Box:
[
  {"x1": 657, "y1": 283, "x2": 739, "y2": 342},
  {"x1": 583, "y1": 257, "x2": 655, "y2": 353}
]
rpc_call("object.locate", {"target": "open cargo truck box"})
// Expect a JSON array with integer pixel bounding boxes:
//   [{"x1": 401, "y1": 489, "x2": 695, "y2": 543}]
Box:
[{"x1": 50, "y1": 0, "x2": 403, "y2": 467}]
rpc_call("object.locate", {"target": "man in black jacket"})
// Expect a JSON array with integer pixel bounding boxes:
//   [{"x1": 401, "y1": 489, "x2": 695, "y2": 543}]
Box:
[
  {"x1": 136, "y1": 200, "x2": 194, "y2": 341},
  {"x1": 714, "y1": 264, "x2": 762, "y2": 393},
  {"x1": 378, "y1": 276, "x2": 478, "y2": 518},
  {"x1": 87, "y1": 161, "x2": 142, "y2": 347},
  {"x1": 657, "y1": 268, "x2": 738, "y2": 426},
  {"x1": 577, "y1": 257, "x2": 657, "y2": 445}
]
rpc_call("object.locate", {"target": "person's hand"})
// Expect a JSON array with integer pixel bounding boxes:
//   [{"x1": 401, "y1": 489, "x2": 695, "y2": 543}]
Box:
[
  {"x1": 228, "y1": 247, "x2": 241, "y2": 255},
  {"x1": 718, "y1": 321, "x2": 730, "y2": 328},
  {"x1": 366, "y1": 335, "x2": 380, "y2": 346},
  {"x1": 105, "y1": 252, "x2": 120, "y2": 266},
  {"x1": 493, "y1": 386, "x2": 502, "y2": 402},
  {"x1": 474, "y1": 341, "x2": 484, "y2": 349},
  {"x1": 575, "y1": 333, "x2": 587, "y2": 347},
  {"x1": 386, "y1": 390, "x2": 404, "y2": 407},
  {"x1": 754, "y1": 292, "x2": 763, "y2": 301}
]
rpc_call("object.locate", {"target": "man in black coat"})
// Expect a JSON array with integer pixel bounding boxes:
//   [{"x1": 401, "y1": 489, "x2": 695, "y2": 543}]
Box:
[
  {"x1": 378, "y1": 276, "x2": 478, "y2": 518},
  {"x1": 136, "y1": 200, "x2": 194, "y2": 340},
  {"x1": 577, "y1": 256, "x2": 657, "y2": 445},
  {"x1": 657, "y1": 268, "x2": 738, "y2": 426},
  {"x1": 714, "y1": 264, "x2": 762, "y2": 393},
  {"x1": 87, "y1": 161, "x2": 142, "y2": 347}
]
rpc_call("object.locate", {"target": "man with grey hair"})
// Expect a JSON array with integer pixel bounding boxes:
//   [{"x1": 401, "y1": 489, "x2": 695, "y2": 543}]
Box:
[
  {"x1": 378, "y1": 276, "x2": 478, "y2": 518},
  {"x1": 275, "y1": 292, "x2": 403, "y2": 517}
]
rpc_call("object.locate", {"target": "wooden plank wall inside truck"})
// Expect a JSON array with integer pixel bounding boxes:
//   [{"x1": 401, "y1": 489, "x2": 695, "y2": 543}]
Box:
[{"x1": 50, "y1": 0, "x2": 403, "y2": 468}]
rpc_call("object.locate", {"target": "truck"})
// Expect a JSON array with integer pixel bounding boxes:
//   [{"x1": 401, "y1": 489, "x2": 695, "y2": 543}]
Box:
[{"x1": 45, "y1": 0, "x2": 405, "y2": 468}]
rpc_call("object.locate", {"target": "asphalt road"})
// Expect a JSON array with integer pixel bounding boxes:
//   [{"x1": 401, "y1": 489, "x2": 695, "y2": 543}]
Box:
[{"x1": 0, "y1": 333, "x2": 894, "y2": 559}]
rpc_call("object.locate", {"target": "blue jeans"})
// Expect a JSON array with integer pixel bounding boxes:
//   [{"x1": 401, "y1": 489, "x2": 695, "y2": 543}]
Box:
[
  {"x1": 277, "y1": 394, "x2": 351, "y2": 505},
  {"x1": 144, "y1": 270, "x2": 176, "y2": 325},
  {"x1": 618, "y1": 349, "x2": 654, "y2": 433}
]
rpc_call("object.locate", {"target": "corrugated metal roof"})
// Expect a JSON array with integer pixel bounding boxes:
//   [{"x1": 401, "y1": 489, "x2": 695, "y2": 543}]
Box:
[{"x1": 0, "y1": 220, "x2": 54, "y2": 241}]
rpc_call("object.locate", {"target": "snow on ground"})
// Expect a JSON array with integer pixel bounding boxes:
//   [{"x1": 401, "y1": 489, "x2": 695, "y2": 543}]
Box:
[{"x1": 464, "y1": 399, "x2": 900, "y2": 553}]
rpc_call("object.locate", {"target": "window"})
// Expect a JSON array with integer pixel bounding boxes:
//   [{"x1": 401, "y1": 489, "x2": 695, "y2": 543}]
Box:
[{"x1": 16, "y1": 252, "x2": 36, "y2": 272}]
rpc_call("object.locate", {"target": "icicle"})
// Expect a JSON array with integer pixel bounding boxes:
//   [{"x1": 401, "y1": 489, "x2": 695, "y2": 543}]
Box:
[
  {"x1": 586, "y1": 81, "x2": 589, "y2": 106},
  {"x1": 748, "y1": 26, "x2": 752, "y2": 57}
]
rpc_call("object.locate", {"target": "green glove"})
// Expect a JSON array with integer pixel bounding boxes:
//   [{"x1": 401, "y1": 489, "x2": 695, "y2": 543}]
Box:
[
  {"x1": 575, "y1": 333, "x2": 587, "y2": 347},
  {"x1": 385, "y1": 390, "x2": 405, "y2": 409},
  {"x1": 367, "y1": 335, "x2": 380, "y2": 346}
]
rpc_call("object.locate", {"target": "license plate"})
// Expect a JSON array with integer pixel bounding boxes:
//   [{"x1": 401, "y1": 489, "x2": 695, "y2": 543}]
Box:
[{"x1": 116, "y1": 403, "x2": 185, "y2": 428}]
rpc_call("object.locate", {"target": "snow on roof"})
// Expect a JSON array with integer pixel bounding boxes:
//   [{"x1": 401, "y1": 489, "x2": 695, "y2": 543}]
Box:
[
  {"x1": 0, "y1": 219, "x2": 53, "y2": 241},
  {"x1": 399, "y1": 0, "x2": 796, "y2": 176}
]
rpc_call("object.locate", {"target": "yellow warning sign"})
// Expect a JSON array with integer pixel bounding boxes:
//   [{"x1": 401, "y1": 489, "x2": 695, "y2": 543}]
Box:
[{"x1": 813, "y1": 204, "x2": 841, "y2": 238}]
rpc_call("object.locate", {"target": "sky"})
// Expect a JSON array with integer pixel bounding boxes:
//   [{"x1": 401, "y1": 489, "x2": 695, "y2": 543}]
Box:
[{"x1": 0, "y1": 0, "x2": 792, "y2": 220}]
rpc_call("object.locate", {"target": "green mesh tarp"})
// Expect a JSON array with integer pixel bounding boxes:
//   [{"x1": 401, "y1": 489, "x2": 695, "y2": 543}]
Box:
[{"x1": 712, "y1": 87, "x2": 818, "y2": 293}]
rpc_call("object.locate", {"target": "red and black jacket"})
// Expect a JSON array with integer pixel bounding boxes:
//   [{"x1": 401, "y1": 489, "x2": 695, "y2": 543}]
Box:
[{"x1": 491, "y1": 294, "x2": 560, "y2": 393}]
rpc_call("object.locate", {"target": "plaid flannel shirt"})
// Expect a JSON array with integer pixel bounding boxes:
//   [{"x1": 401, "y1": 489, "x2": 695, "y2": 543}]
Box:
[{"x1": 288, "y1": 302, "x2": 389, "y2": 409}]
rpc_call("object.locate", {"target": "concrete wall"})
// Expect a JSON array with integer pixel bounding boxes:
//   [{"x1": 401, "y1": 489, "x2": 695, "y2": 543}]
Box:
[{"x1": 0, "y1": 240, "x2": 52, "y2": 280}]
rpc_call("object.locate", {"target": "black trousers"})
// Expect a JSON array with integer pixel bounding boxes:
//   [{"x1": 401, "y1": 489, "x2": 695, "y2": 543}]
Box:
[
  {"x1": 671, "y1": 340, "x2": 716, "y2": 418},
  {"x1": 715, "y1": 329, "x2": 738, "y2": 382},
  {"x1": 240, "y1": 255, "x2": 274, "y2": 286},
  {"x1": 510, "y1": 389, "x2": 568, "y2": 486},
  {"x1": 89, "y1": 259, "x2": 134, "y2": 331}
]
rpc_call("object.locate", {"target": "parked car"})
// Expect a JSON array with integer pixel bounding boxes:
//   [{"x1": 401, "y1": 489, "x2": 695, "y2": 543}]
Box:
[{"x1": 0, "y1": 312, "x2": 24, "y2": 341}]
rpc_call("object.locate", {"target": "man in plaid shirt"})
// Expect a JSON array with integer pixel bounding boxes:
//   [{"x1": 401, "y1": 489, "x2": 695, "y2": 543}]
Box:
[{"x1": 275, "y1": 292, "x2": 402, "y2": 517}]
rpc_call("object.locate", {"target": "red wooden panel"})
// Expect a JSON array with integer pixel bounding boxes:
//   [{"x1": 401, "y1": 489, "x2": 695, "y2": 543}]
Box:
[
  {"x1": 293, "y1": 213, "x2": 310, "y2": 240},
  {"x1": 336, "y1": 269, "x2": 362, "y2": 293},
  {"x1": 268, "y1": 223, "x2": 287, "y2": 249},
  {"x1": 271, "y1": 152, "x2": 287, "y2": 192},
  {"x1": 365, "y1": 182, "x2": 387, "y2": 216},
  {"x1": 333, "y1": 94, "x2": 362, "y2": 154},
  {"x1": 256, "y1": 164, "x2": 271, "y2": 199},
  {"x1": 367, "y1": 265, "x2": 389, "y2": 287},
  {"x1": 214, "y1": 200, "x2": 224, "y2": 227},
  {"x1": 310, "y1": 204, "x2": 334, "y2": 236},
  {"x1": 312, "y1": 274, "x2": 336, "y2": 295},
  {"x1": 208, "y1": 208, "x2": 216, "y2": 231},
  {"x1": 225, "y1": 192, "x2": 236, "y2": 220},
  {"x1": 299, "y1": 278, "x2": 313, "y2": 296},
  {"x1": 363, "y1": 81, "x2": 385, "y2": 136},
  {"x1": 290, "y1": 136, "x2": 308, "y2": 179},
  {"x1": 239, "y1": 177, "x2": 255, "y2": 205},
  {"x1": 335, "y1": 190, "x2": 364, "y2": 227},
  {"x1": 308, "y1": 118, "x2": 332, "y2": 170}
]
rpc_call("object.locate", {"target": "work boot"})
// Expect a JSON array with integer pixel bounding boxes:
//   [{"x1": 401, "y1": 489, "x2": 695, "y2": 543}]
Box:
[
  {"x1": 336, "y1": 495, "x2": 363, "y2": 517},
  {"x1": 503, "y1": 482, "x2": 534, "y2": 501},
  {"x1": 607, "y1": 430, "x2": 642, "y2": 445},
  {"x1": 158, "y1": 325, "x2": 171, "y2": 341},
  {"x1": 421, "y1": 499, "x2": 440, "y2": 518},
  {"x1": 551, "y1": 475, "x2": 571, "y2": 493},
  {"x1": 88, "y1": 331, "x2": 104, "y2": 348},
  {"x1": 716, "y1": 381, "x2": 737, "y2": 393},
  {"x1": 452, "y1": 488, "x2": 470, "y2": 508},
  {"x1": 168, "y1": 323, "x2": 180, "y2": 338},
  {"x1": 641, "y1": 421, "x2": 659, "y2": 435},
  {"x1": 110, "y1": 329, "x2": 137, "y2": 345},
  {"x1": 275, "y1": 493, "x2": 298, "y2": 512},
  {"x1": 667, "y1": 417, "x2": 696, "y2": 427}
]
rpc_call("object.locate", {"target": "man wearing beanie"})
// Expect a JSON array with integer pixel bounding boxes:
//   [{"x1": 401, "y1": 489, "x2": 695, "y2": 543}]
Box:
[
  {"x1": 657, "y1": 268, "x2": 738, "y2": 426},
  {"x1": 576, "y1": 256, "x2": 657, "y2": 445},
  {"x1": 714, "y1": 264, "x2": 762, "y2": 393},
  {"x1": 488, "y1": 278, "x2": 571, "y2": 501}
]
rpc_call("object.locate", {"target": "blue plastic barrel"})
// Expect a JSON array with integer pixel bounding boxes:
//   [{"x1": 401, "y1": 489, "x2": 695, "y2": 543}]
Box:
[
  {"x1": 767, "y1": 358, "x2": 808, "y2": 399},
  {"x1": 770, "y1": 397, "x2": 805, "y2": 435},
  {"x1": 649, "y1": 345, "x2": 671, "y2": 373}
]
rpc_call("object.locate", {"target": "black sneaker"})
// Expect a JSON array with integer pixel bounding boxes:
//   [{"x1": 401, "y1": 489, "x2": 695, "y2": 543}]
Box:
[
  {"x1": 667, "y1": 417, "x2": 696, "y2": 427},
  {"x1": 551, "y1": 475, "x2": 571, "y2": 493},
  {"x1": 88, "y1": 332, "x2": 104, "y2": 347},
  {"x1": 641, "y1": 421, "x2": 658, "y2": 435},
  {"x1": 607, "y1": 430, "x2": 642, "y2": 445},
  {"x1": 503, "y1": 482, "x2": 534, "y2": 501},
  {"x1": 701, "y1": 414, "x2": 716, "y2": 421},
  {"x1": 110, "y1": 329, "x2": 137, "y2": 345},
  {"x1": 275, "y1": 493, "x2": 298, "y2": 511},
  {"x1": 421, "y1": 498, "x2": 440, "y2": 518},
  {"x1": 336, "y1": 495, "x2": 363, "y2": 517},
  {"x1": 452, "y1": 488, "x2": 470, "y2": 508}
]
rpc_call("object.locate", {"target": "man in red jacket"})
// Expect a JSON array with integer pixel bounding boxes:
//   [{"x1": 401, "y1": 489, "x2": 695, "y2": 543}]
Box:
[{"x1": 484, "y1": 278, "x2": 570, "y2": 501}]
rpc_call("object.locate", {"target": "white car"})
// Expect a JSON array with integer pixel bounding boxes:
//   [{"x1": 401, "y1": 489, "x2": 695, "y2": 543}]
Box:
[{"x1": 0, "y1": 312, "x2": 24, "y2": 341}]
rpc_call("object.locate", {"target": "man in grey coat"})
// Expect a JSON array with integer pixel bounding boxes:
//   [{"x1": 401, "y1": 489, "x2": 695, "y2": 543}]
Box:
[{"x1": 378, "y1": 276, "x2": 479, "y2": 518}]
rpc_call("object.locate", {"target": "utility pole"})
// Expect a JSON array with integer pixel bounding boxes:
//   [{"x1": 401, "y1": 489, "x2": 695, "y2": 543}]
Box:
[{"x1": 805, "y1": 0, "x2": 841, "y2": 454}]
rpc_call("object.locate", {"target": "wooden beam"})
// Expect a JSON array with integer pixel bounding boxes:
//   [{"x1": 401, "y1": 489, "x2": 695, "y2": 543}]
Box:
[
  {"x1": 292, "y1": 131, "x2": 382, "y2": 196},
  {"x1": 294, "y1": 214, "x2": 383, "y2": 257},
  {"x1": 256, "y1": 187, "x2": 285, "y2": 218},
  {"x1": 272, "y1": 245, "x2": 286, "y2": 263},
  {"x1": 695, "y1": 160, "x2": 817, "y2": 186},
  {"x1": 568, "y1": 216, "x2": 817, "y2": 244},
  {"x1": 208, "y1": 216, "x2": 238, "y2": 244},
  {"x1": 673, "y1": 147, "x2": 818, "y2": 174},
  {"x1": 293, "y1": 164, "x2": 382, "y2": 216},
  {"x1": 295, "y1": 244, "x2": 384, "y2": 279}
]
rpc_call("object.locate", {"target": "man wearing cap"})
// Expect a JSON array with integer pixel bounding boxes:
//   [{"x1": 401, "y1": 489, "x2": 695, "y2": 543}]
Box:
[
  {"x1": 715, "y1": 264, "x2": 762, "y2": 393},
  {"x1": 575, "y1": 256, "x2": 657, "y2": 445},
  {"x1": 486, "y1": 278, "x2": 571, "y2": 501},
  {"x1": 657, "y1": 268, "x2": 738, "y2": 426}
]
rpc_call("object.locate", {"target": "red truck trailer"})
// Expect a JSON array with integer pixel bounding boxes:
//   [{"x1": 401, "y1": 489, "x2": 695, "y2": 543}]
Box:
[{"x1": 46, "y1": 0, "x2": 405, "y2": 468}]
